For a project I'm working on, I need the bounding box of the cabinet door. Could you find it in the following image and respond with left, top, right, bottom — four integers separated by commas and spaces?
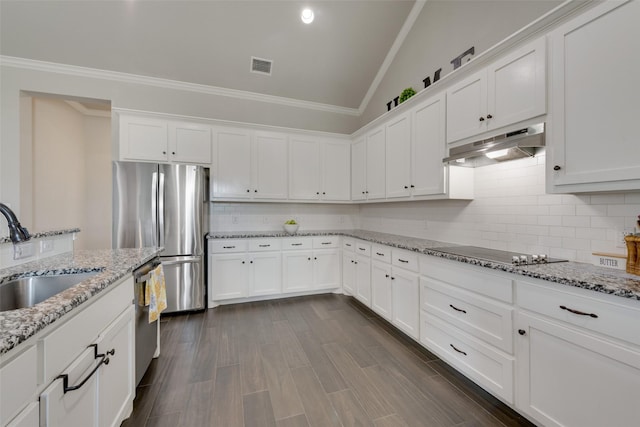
282, 251, 314, 292
391, 268, 419, 339
355, 255, 372, 307
446, 70, 487, 143
254, 132, 288, 199
313, 249, 341, 290
321, 141, 351, 201
385, 113, 412, 199
342, 253, 356, 295
6, 402, 38, 427
96, 306, 134, 427
548, 0, 640, 191
365, 127, 386, 200
351, 138, 367, 200
209, 253, 248, 301
249, 252, 282, 296
289, 138, 321, 200
486, 37, 545, 131
168, 122, 212, 164
119, 115, 168, 162
40, 346, 99, 427
411, 93, 446, 196
516, 312, 640, 427
371, 261, 392, 321
213, 127, 253, 198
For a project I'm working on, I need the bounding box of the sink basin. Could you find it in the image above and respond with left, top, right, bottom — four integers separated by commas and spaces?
0, 272, 99, 312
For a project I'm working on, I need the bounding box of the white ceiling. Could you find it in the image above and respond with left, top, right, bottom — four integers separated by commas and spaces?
0, 0, 417, 111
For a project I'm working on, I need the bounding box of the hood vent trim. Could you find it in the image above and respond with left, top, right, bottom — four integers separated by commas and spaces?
251, 57, 273, 76
443, 123, 545, 168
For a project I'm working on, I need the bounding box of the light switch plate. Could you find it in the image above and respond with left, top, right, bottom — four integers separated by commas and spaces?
14, 242, 35, 260
40, 240, 54, 253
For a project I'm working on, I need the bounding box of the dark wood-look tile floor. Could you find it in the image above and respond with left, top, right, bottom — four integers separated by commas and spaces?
122, 294, 533, 427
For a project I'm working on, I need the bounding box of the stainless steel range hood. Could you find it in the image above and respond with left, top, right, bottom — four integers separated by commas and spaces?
443, 123, 545, 167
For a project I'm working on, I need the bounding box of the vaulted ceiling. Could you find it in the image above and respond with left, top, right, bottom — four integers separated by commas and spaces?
0, 1, 417, 111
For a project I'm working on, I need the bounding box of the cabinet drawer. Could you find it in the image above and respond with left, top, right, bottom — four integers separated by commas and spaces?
343, 238, 355, 252
517, 280, 640, 347
372, 245, 391, 263
354, 241, 371, 256
209, 239, 248, 253
282, 237, 313, 250
421, 256, 513, 303
421, 278, 513, 353
420, 312, 514, 403
0, 345, 37, 426
313, 236, 340, 249
248, 238, 281, 252
392, 249, 418, 272
41, 277, 132, 385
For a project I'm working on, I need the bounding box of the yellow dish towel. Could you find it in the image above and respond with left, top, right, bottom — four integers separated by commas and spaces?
145, 264, 167, 323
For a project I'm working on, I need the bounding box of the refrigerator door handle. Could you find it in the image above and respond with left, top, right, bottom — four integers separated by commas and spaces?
151, 171, 158, 248
161, 255, 201, 266
158, 172, 165, 248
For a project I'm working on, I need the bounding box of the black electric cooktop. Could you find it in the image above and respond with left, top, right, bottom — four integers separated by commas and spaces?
431, 246, 568, 265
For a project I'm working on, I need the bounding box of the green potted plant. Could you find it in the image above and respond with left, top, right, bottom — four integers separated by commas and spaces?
283, 219, 299, 234
399, 87, 416, 103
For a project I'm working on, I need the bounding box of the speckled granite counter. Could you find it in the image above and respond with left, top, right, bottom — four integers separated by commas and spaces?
208, 229, 640, 301
0, 227, 80, 244
0, 247, 162, 355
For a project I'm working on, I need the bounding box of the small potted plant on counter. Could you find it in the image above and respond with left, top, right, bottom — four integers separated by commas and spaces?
283, 219, 299, 235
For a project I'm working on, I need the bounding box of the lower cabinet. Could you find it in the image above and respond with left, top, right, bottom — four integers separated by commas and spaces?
5, 403, 38, 427
342, 252, 356, 295
282, 249, 341, 293
371, 261, 392, 321
209, 252, 282, 301
354, 254, 371, 307
390, 267, 419, 340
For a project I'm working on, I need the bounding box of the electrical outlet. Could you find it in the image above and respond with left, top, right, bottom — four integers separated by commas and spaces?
231, 216, 239, 224
14, 242, 35, 260
41, 240, 54, 253
263, 216, 270, 224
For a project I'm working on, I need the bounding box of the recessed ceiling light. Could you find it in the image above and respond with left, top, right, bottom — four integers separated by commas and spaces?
301, 8, 314, 24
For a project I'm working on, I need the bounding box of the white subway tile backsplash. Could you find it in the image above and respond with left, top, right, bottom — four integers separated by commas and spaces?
561, 216, 590, 228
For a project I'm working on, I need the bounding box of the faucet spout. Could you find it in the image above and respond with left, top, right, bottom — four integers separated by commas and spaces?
0, 203, 31, 244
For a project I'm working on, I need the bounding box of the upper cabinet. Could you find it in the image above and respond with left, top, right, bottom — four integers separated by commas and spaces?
289, 137, 351, 201
547, 0, 640, 193
119, 114, 212, 165
351, 138, 367, 201
446, 37, 546, 144
212, 128, 288, 200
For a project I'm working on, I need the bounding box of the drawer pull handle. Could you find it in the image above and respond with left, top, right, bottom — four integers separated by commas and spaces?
258, 244, 270, 247
321, 242, 332, 245
358, 248, 366, 251
58, 344, 109, 393
376, 252, 385, 256
292, 243, 303, 246
398, 259, 409, 263
449, 304, 467, 314
345, 243, 352, 247
223, 246, 235, 249
450, 344, 467, 356
559, 305, 598, 318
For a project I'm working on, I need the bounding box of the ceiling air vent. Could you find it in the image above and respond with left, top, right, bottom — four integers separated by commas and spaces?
251, 56, 273, 76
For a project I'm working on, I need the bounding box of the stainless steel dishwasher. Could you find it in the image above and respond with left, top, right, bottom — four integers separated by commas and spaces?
133, 257, 161, 386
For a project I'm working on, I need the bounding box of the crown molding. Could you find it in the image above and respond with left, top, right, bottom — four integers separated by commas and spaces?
0, 55, 360, 117
357, 0, 426, 115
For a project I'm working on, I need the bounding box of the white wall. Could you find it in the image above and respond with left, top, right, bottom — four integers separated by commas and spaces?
210, 202, 359, 233
27, 97, 111, 250
360, 0, 562, 126
359, 154, 640, 263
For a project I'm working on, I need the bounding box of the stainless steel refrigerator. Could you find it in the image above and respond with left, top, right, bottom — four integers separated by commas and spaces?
112, 161, 208, 313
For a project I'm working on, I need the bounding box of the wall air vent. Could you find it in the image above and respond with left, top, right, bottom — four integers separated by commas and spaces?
250, 56, 273, 75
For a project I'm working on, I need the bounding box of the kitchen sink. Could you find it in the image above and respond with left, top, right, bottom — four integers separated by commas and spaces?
0, 272, 100, 312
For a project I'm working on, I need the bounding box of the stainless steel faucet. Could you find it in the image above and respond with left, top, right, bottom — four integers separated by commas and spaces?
0, 203, 31, 243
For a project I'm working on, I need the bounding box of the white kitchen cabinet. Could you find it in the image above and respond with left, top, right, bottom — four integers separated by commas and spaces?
342, 252, 356, 295
391, 267, 420, 339
213, 128, 289, 200
119, 115, 211, 164
385, 112, 412, 198
167, 121, 212, 164
547, 0, 640, 193
365, 127, 386, 200
96, 306, 135, 427
5, 402, 38, 427
446, 37, 545, 144
351, 138, 367, 201
355, 254, 372, 307
515, 311, 640, 427
314, 249, 341, 290
249, 252, 282, 297
289, 137, 350, 201
0, 346, 37, 427
371, 261, 393, 321
209, 253, 249, 300
282, 250, 315, 292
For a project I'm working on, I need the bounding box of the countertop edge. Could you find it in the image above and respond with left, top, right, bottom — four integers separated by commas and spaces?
0, 228, 80, 244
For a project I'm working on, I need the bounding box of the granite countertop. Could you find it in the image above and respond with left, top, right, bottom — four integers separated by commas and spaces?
0, 247, 162, 355
0, 227, 80, 244
208, 229, 640, 301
